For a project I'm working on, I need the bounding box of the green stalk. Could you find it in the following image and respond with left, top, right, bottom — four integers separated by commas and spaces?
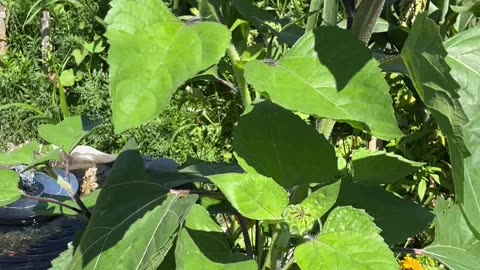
50, 56, 70, 119
227, 45, 252, 107
262, 224, 291, 270
306, 0, 324, 31
322, 0, 339, 26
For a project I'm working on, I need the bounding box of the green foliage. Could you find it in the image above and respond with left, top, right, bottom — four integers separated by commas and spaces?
0, 169, 22, 207
294, 206, 398, 270
2, 0, 480, 269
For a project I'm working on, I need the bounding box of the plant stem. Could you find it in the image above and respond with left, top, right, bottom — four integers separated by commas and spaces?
227, 45, 252, 107
306, 0, 324, 31
351, 0, 385, 44
281, 255, 296, 270
391, 247, 424, 255
22, 194, 83, 214
236, 213, 253, 257
322, 0, 339, 26
169, 189, 226, 199
256, 221, 265, 265
44, 166, 91, 218
262, 224, 291, 270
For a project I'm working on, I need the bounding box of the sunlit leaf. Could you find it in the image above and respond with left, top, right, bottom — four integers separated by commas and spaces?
244, 26, 403, 140
0, 141, 40, 166
294, 206, 398, 270
208, 173, 288, 221
105, 0, 231, 133
0, 170, 22, 207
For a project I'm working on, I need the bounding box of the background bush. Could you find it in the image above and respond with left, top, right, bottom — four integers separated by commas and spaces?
0, 0, 236, 162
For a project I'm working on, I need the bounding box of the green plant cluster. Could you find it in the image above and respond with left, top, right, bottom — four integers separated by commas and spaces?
1, 0, 480, 269
0, 0, 233, 162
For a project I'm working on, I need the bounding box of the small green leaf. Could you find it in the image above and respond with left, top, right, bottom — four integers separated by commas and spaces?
83, 40, 105, 54
234, 100, 337, 188
0, 141, 40, 166
335, 180, 435, 245
351, 149, 424, 185
301, 181, 340, 218
294, 206, 398, 270
72, 49, 87, 65
208, 173, 288, 221
59, 69, 76, 87
70, 150, 198, 269
175, 204, 257, 270
244, 27, 403, 140
38, 115, 98, 154
0, 170, 22, 207
105, 0, 231, 133
423, 198, 480, 270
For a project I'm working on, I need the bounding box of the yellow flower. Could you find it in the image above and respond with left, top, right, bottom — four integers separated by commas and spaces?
401, 255, 424, 270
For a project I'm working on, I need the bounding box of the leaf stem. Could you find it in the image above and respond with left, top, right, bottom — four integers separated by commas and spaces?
350, 0, 385, 44
44, 166, 91, 218
169, 189, 226, 199
306, 0, 324, 31
262, 224, 291, 270
227, 45, 252, 107
22, 194, 84, 216
236, 213, 254, 257
391, 247, 424, 255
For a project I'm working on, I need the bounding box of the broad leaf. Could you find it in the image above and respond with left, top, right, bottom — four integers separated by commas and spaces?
244, 26, 403, 140
351, 149, 424, 185
70, 150, 197, 269
175, 204, 257, 270
38, 116, 98, 154
294, 206, 398, 270
444, 27, 480, 234
401, 14, 470, 205
50, 242, 75, 270
0, 170, 22, 207
423, 198, 480, 270
208, 173, 288, 221
234, 100, 337, 188
283, 181, 340, 235
0, 141, 39, 166
335, 180, 435, 245
105, 0, 231, 133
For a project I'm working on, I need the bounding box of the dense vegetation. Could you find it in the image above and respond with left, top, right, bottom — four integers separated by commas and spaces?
1, 0, 479, 269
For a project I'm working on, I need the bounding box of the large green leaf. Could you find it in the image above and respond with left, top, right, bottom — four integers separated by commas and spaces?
401, 13, 470, 204
233, 100, 337, 188
244, 26, 403, 140
294, 206, 398, 270
350, 149, 424, 185
38, 116, 98, 154
208, 173, 288, 221
335, 180, 435, 245
423, 198, 480, 270
175, 204, 257, 270
0, 141, 39, 166
0, 170, 22, 207
70, 150, 197, 269
444, 27, 480, 235
105, 0, 231, 133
